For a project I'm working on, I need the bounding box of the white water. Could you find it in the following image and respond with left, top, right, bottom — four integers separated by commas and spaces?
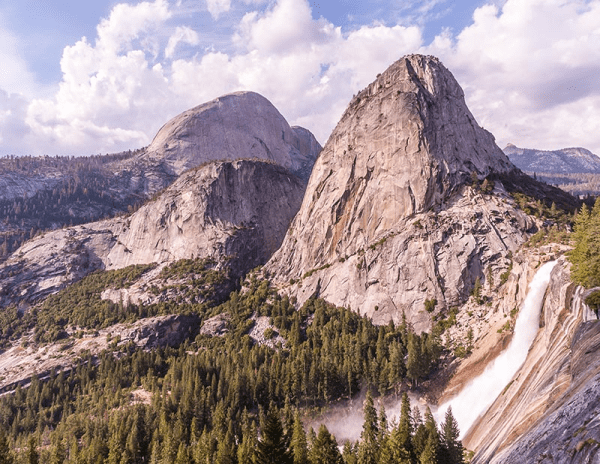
436, 260, 557, 438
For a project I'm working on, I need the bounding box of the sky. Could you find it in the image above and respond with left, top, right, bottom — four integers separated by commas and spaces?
1, 0, 600, 156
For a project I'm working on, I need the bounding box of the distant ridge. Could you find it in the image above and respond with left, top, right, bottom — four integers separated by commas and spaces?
504, 144, 600, 174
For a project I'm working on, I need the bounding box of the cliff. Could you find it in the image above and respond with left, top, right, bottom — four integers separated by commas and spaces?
266, 55, 533, 331
467, 258, 600, 463
0, 160, 305, 310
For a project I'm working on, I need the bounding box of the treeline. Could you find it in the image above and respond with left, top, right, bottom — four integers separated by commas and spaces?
569, 199, 600, 316
0, 385, 464, 464
0, 278, 454, 462
528, 171, 600, 197
569, 198, 600, 288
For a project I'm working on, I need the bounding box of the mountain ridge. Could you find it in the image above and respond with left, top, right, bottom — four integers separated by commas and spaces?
504, 143, 600, 174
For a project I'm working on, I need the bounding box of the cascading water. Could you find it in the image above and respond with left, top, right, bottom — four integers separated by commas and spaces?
436, 260, 557, 437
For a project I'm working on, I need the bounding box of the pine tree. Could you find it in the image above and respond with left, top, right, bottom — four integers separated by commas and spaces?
215, 431, 237, 464
439, 407, 463, 464
570, 203, 592, 285
238, 412, 258, 464
0, 429, 13, 464
256, 408, 292, 464
342, 441, 358, 464
423, 406, 441, 463
26, 436, 39, 464
174, 443, 191, 464
308, 424, 342, 464
406, 333, 423, 386
49, 440, 66, 464
290, 412, 308, 464
420, 434, 438, 464
357, 391, 379, 464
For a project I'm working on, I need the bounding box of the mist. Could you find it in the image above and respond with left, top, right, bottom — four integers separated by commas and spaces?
436, 260, 557, 437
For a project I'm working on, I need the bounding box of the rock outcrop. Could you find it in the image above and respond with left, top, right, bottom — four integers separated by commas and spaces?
467, 259, 600, 463
0, 160, 305, 310
119, 91, 321, 190
266, 54, 528, 331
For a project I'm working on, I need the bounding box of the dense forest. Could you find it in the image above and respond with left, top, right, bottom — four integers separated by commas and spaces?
569, 198, 600, 315
0, 269, 465, 463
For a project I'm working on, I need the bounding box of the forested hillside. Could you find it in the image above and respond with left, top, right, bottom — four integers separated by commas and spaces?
0, 152, 144, 261
0, 272, 465, 463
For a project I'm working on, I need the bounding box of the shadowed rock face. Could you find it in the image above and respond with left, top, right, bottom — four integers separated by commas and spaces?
265, 54, 523, 330
130, 91, 321, 185
0, 160, 305, 310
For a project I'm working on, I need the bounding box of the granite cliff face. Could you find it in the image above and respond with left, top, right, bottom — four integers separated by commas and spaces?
266, 55, 527, 331
0, 92, 321, 262
119, 91, 321, 191
0, 160, 305, 310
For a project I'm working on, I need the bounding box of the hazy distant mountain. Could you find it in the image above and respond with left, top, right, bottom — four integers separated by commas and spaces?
503, 143, 600, 174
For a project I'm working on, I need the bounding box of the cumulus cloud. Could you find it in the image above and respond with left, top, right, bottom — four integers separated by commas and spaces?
0, 89, 31, 153
206, 0, 232, 19
0, 18, 37, 98
18, 0, 423, 154
428, 0, 600, 153
24, 0, 174, 155
6, 0, 600, 156
166, 26, 200, 58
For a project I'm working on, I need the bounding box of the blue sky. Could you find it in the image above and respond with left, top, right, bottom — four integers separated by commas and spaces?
1, 0, 599, 156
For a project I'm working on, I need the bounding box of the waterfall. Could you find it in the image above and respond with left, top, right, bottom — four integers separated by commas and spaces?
436, 260, 557, 437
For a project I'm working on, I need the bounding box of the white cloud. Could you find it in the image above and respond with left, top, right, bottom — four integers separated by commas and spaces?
24, 0, 175, 155
166, 26, 200, 58
19, 0, 423, 153
206, 0, 232, 19
428, 0, 600, 153
7, 0, 600, 157
95, 0, 171, 54
0, 89, 31, 153
0, 17, 37, 98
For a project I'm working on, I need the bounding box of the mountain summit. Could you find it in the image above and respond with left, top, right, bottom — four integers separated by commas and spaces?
130, 91, 321, 183
266, 54, 531, 330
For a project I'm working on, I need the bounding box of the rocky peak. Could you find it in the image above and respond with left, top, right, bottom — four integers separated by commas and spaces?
134, 91, 321, 183
265, 54, 529, 330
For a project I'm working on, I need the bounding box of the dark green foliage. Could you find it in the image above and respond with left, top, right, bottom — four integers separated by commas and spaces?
491, 171, 580, 218
0, 151, 148, 262
257, 408, 292, 464
439, 407, 463, 464
0, 429, 14, 464
34, 264, 156, 343
0, 276, 443, 462
569, 200, 600, 288
309, 425, 342, 464
25, 437, 38, 464
290, 412, 308, 464
471, 277, 482, 305
499, 258, 513, 285
406, 331, 440, 385
585, 290, 600, 317
424, 298, 437, 313
357, 392, 379, 464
